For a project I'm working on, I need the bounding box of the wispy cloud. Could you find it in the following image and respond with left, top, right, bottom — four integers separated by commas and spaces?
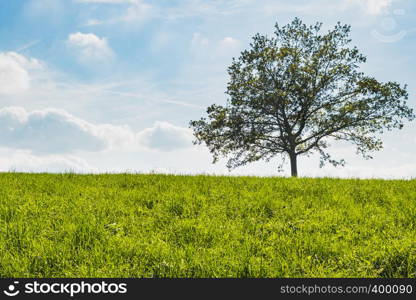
76, 0, 154, 25
137, 121, 193, 151
15, 40, 41, 53
346, 0, 393, 15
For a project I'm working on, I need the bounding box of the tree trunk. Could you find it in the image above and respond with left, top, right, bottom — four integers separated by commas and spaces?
289, 152, 298, 177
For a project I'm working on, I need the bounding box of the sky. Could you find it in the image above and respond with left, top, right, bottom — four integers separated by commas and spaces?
0, 0, 415, 178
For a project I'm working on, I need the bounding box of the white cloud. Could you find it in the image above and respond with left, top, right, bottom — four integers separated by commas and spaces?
0, 107, 122, 154
123, 0, 152, 22
0, 52, 42, 95
191, 34, 241, 58
77, 0, 153, 25
0, 107, 193, 154
217, 36, 241, 54
305, 161, 416, 179
158, 0, 255, 20
346, 0, 393, 15
67, 32, 114, 63
0, 149, 97, 173
365, 0, 392, 15
137, 121, 194, 151
75, 0, 397, 28
220, 36, 239, 46
0, 108, 412, 178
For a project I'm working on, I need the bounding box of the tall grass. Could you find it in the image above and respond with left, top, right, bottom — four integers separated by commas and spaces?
0, 173, 415, 277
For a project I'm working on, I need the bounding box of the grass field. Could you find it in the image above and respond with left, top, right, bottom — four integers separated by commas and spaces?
0, 173, 415, 278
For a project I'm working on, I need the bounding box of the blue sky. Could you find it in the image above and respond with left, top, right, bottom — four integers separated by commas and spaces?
0, 0, 415, 177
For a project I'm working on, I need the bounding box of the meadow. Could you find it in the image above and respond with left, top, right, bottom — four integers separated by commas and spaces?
0, 173, 415, 278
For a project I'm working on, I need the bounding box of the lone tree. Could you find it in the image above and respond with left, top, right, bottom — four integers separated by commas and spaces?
190, 18, 415, 177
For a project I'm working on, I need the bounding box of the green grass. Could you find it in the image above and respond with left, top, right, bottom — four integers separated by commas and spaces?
0, 173, 415, 278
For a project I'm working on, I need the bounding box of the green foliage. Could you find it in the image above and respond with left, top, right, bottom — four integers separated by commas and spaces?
190, 18, 415, 176
0, 173, 415, 278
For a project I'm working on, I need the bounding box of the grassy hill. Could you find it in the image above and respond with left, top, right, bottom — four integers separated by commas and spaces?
0, 173, 415, 278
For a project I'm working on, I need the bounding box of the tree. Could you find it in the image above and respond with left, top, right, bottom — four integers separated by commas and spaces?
190, 18, 415, 177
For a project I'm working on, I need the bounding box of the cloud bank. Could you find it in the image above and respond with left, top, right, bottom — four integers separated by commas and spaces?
0, 107, 193, 154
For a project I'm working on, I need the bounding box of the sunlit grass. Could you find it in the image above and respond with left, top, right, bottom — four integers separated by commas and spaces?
0, 173, 415, 277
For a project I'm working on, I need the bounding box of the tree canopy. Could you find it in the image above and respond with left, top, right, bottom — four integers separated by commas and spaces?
190, 18, 415, 177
